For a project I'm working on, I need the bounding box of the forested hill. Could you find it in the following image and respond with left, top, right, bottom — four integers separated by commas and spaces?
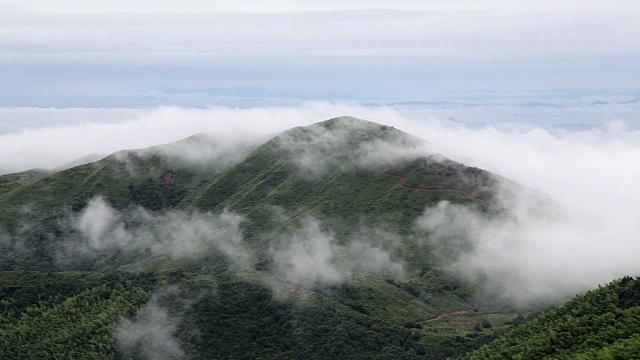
460, 276, 640, 359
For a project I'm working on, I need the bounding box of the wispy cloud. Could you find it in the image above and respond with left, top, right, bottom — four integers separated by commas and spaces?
269, 216, 404, 288
116, 287, 190, 360
0, 104, 399, 175
59, 196, 251, 267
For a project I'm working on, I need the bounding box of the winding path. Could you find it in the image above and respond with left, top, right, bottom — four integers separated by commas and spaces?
379, 168, 485, 202
381, 168, 481, 324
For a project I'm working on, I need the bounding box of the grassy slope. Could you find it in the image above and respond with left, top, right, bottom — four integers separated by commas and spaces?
181, 118, 494, 246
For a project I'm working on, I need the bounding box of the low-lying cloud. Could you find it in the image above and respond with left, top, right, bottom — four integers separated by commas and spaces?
116, 287, 190, 360
63, 196, 250, 266
270, 217, 404, 287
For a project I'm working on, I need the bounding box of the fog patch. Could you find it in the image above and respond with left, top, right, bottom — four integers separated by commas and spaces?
270, 217, 404, 288
116, 287, 191, 360
114, 131, 266, 177
74, 196, 132, 250
0, 104, 403, 176
155, 132, 263, 168
270, 218, 343, 285
355, 134, 430, 169
417, 191, 640, 305
62, 196, 250, 266
156, 210, 248, 264
277, 116, 420, 178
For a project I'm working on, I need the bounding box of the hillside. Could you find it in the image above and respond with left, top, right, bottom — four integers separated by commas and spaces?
0, 116, 559, 359
461, 276, 640, 359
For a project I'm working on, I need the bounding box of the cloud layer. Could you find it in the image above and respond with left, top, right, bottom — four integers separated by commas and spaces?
2, 3, 639, 105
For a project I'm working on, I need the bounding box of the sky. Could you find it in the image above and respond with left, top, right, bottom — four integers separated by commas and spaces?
1, 0, 639, 107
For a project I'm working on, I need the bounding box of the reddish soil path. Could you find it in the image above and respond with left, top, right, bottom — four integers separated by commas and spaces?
420, 309, 473, 323
380, 168, 485, 202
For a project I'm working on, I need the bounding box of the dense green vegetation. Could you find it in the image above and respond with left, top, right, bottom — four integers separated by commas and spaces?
0, 272, 150, 359
461, 276, 640, 359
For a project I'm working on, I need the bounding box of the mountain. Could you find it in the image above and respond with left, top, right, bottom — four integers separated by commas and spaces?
2, 116, 633, 359
622, 97, 640, 104
518, 102, 563, 109
55, 153, 107, 172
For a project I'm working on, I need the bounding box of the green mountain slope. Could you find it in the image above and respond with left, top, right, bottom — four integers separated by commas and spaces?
181, 117, 496, 249
0, 117, 539, 359
0, 133, 259, 270
460, 276, 640, 359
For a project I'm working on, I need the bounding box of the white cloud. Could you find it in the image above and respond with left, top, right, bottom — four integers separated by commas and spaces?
404, 120, 640, 304
2, 5, 638, 62
116, 288, 188, 360
12, 1, 637, 14
67, 196, 251, 265
74, 196, 132, 250
270, 217, 404, 287
2, 3, 638, 106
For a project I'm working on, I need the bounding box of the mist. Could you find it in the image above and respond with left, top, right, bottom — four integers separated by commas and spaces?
116, 287, 190, 360
61, 196, 250, 267
269, 217, 404, 288
396, 123, 639, 303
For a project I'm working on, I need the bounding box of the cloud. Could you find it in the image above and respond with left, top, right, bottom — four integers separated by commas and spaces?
270, 217, 343, 285
410, 123, 640, 304
17, 1, 634, 14
5, 4, 639, 60
63, 196, 251, 266
74, 196, 131, 250
2, 4, 639, 106
389, 116, 640, 304
275, 116, 426, 178
270, 217, 404, 287
116, 287, 190, 360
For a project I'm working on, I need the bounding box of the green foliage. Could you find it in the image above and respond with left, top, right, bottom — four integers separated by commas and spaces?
174, 279, 424, 359
461, 276, 640, 359
0, 279, 149, 359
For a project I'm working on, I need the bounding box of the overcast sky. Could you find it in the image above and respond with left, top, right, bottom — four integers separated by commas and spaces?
1, 0, 639, 106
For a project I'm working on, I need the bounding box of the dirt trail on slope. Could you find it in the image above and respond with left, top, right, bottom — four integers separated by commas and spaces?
420, 309, 473, 323
380, 168, 485, 202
